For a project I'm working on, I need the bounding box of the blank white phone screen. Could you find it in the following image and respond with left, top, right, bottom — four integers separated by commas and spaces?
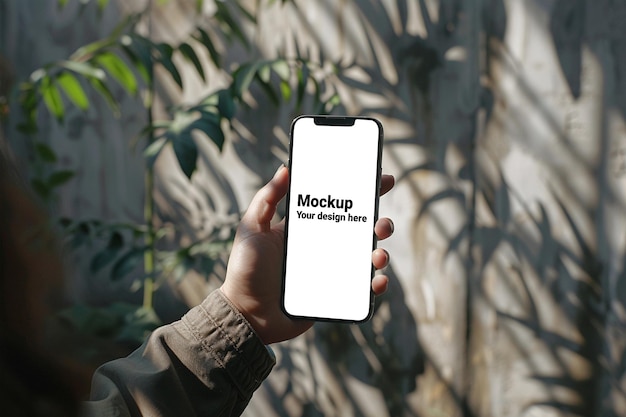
283, 117, 381, 322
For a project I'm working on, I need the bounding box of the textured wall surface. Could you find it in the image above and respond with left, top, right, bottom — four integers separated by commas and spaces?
3, 0, 626, 416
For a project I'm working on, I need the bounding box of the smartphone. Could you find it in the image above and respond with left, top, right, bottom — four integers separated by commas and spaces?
281, 115, 383, 322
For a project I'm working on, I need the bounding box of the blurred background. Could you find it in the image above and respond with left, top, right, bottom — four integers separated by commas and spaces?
2, 0, 626, 416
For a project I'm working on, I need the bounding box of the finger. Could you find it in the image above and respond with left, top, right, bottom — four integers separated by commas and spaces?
241, 165, 289, 232
374, 218, 394, 241
372, 248, 389, 270
273, 217, 286, 233
379, 174, 395, 196
372, 275, 389, 296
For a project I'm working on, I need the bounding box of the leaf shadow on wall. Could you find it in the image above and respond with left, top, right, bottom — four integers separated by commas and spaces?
265, 264, 424, 417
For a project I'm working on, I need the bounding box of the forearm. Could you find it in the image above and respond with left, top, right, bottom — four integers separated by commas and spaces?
81, 290, 275, 417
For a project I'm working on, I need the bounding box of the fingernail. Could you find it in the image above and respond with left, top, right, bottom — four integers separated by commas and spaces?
389, 219, 394, 233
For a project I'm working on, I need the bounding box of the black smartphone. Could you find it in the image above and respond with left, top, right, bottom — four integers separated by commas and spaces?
281, 115, 383, 322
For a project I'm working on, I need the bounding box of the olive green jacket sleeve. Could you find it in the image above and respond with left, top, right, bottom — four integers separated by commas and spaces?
81, 290, 276, 417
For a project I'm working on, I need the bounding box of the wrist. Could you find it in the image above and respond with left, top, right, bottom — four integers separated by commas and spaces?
219, 286, 269, 344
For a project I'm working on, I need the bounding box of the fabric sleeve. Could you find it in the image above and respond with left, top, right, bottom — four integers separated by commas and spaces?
80, 289, 276, 417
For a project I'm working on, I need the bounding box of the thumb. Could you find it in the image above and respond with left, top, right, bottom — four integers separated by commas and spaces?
241, 165, 289, 232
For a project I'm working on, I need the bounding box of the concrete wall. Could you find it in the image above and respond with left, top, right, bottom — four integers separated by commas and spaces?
3, 0, 626, 416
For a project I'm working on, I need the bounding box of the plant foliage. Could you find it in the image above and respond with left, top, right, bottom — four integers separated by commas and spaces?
10, 0, 341, 347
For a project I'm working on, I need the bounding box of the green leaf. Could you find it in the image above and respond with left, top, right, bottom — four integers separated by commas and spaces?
17, 87, 38, 133
91, 231, 124, 273
137, 121, 169, 139
94, 52, 138, 95
59, 60, 106, 80
198, 255, 216, 278
115, 305, 160, 344
120, 45, 149, 84
97, 0, 110, 11
217, 89, 236, 120
192, 115, 224, 151
72, 38, 117, 61
58, 0, 69, 9
91, 250, 116, 274
31, 178, 51, 200
258, 78, 280, 106
169, 110, 196, 134
48, 170, 75, 188
110, 232, 125, 250
232, 63, 258, 98
143, 136, 168, 161
16, 121, 38, 135
30, 68, 46, 83
171, 251, 194, 282
111, 247, 145, 281
56, 72, 90, 110
69, 221, 93, 249
41, 75, 65, 122
57, 304, 120, 337
171, 130, 198, 179
194, 28, 221, 68
172, 262, 189, 282
196, 93, 219, 110
155, 43, 183, 88
179, 42, 205, 82
271, 59, 290, 81
280, 80, 291, 101
89, 77, 120, 116
19, 84, 38, 110
121, 35, 154, 84
35, 142, 57, 163
258, 63, 271, 83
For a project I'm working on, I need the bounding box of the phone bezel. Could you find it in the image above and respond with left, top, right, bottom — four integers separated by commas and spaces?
280, 115, 384, 323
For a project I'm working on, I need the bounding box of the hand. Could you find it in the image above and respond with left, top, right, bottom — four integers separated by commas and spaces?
221, 165, 395, 344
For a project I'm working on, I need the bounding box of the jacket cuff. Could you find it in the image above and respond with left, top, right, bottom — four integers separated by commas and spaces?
180, 289, 276, 395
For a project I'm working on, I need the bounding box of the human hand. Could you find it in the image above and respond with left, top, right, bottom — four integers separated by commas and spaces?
220, 165, 395, 344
